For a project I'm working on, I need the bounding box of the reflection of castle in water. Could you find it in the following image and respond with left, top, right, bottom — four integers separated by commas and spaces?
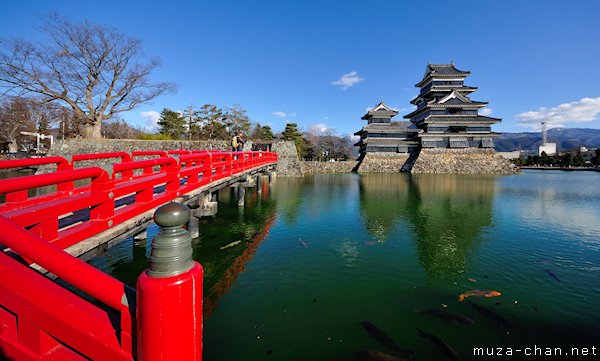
359, 174, 416, 241
359, 174, 495, 278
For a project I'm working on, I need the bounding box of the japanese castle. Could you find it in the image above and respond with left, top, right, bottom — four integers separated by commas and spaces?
355, 63, 501, 154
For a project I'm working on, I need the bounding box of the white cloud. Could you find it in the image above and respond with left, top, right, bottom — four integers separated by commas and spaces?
273, 111, 296, 118
323, 116, 329, 120
480, 108, 493, 116
331, 71, 364, 90
140, 110, 161, 132
517, 97, 600, 129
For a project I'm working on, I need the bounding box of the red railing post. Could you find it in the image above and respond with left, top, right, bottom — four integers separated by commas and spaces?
137, 202, 203, 361
90, 169, 113, 222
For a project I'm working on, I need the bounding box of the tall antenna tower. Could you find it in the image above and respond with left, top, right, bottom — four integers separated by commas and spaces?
541, 122, 547, 146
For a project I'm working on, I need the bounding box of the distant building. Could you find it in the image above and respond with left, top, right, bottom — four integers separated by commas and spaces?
561, 147, 597, 162
538, 123, 557, 156
404, 64, 501, 148
354, 102, 419, 155
538, 143, 557, 156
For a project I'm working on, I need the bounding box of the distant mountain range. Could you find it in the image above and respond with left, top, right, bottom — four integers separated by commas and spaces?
494, 128, 600, 152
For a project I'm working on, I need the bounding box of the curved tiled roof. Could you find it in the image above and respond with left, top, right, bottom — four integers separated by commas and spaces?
416, 63, 471, 87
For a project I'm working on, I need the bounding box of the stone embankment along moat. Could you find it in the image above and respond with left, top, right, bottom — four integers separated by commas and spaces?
410, 148, 519, 175
42, 139, 518, 175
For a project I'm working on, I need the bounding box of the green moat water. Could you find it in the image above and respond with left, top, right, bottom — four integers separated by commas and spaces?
88, 170, 600, 360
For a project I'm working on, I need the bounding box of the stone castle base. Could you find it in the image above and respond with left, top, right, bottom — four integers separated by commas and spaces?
300, 161, 355, 174
411, 148, 519, 175
355, 153, 410, 173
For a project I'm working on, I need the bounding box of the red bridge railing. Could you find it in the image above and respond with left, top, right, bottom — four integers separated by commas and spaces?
0, 149, 277, 361
0, 150, 277, 251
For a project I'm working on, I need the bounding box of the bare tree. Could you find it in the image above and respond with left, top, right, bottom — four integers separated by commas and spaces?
223, 104, 250, 137
102, 116, 142, 139
0, 14, 175, 139
0, 97, 36, 152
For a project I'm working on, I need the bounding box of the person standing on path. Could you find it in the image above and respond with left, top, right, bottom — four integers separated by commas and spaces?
232, 132, 245, 151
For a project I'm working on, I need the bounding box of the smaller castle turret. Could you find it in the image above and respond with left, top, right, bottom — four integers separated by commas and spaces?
354, 102, 419, 155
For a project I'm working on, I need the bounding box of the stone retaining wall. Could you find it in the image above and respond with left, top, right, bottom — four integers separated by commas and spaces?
355, 153, 410, 173
270, 141, 303, 177
41, 140, 518, 176
42, 139, 304, 176
411, 148, 519, 174
300, 161, 354, 174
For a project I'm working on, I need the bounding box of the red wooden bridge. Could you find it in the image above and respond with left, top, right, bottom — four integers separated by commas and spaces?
0, 149, 278, 361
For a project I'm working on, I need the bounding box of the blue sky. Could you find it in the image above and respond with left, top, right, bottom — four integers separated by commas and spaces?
2, 0, 600, 136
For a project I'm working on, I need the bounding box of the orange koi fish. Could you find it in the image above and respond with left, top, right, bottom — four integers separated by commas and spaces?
458, 290, 501, 302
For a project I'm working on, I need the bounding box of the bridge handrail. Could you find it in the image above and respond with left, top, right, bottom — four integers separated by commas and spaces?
0, 215, 134, 356
0, 150, 277, 249
209, 151, 233, 180
0, 216, 132, 311
112, 157, 178, 177
0, 167, 108, 205
132, 150, 168, 158
0, 156, 71, 171
72, 152, 133, 164
178, 153, 213, 190
168, 149, 191, 155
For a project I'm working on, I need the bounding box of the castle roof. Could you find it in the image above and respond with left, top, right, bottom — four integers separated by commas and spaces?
361, 101, 399, 120
416, 63, 471, 87
354, 121, 419, 135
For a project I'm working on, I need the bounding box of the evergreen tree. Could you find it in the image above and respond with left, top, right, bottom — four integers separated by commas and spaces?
249, 123, 274, 140
573, 149, 585, 166
157, 108, 185, 140
261, 125, 274, 140
540, 151, 549, 165
561, 153, 573, 167
282, 123, 303, 157
593, 149, 600, 166
197, 104, 224, 139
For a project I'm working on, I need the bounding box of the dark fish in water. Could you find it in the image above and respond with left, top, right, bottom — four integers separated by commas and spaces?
467, 300, 510, 328
416, 309, 475, 325
359, 320, 412, 358
415, 328, 459, 361
355, 349, 409, 361
545, 269, 560, 282
360, 320, 400, 352
298, 238, 308, 248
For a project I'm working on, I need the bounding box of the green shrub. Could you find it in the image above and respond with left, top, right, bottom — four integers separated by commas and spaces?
139, 133, 172, 140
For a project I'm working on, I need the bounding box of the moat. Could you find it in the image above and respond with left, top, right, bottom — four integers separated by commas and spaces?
88, 170, 600, 361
